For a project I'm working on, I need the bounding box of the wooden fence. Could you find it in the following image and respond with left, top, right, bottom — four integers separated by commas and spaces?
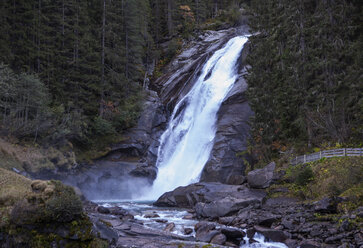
290, 148, 363, 165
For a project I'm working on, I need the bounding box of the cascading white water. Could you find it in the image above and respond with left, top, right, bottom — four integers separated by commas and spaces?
144, 36, 248, 199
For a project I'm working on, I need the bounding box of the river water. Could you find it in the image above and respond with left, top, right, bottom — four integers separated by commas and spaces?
98, 201, 287, 248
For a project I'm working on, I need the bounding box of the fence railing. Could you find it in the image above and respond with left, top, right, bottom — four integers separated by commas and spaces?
290, 148, 363, 165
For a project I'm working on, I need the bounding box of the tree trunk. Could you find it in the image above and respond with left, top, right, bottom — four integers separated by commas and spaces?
167, 0, 173, 36
100, 0, 106, 117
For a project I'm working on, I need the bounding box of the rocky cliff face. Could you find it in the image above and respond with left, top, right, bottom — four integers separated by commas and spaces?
59, 26, 252, 199
154, 28, 239, 110
155, 26, 252, 184
200, 57, 252, 184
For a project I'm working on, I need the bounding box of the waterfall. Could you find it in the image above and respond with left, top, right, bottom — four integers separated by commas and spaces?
144, 36, 248, 199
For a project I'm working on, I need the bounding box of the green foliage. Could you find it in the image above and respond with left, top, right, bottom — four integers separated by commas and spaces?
44, 180, 83, 223
0, 0, 151, 146
309, 157, 363, 199
246, 0, 363, 160
294, 166, 314, 186
0, 171, 103, 247
92, 117, 116, 136
0, 64, 51, 138
279, 157, 363, 206
10, 180, 83, 224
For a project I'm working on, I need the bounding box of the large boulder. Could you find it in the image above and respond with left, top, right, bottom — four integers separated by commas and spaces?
195, 222, 219, 243
195, 194, 263, 218
155, 28, 240, 109
252, 225, 289, 243
247, 162, 276, 189
313, 197, 342, 214
154, 182, 266, 218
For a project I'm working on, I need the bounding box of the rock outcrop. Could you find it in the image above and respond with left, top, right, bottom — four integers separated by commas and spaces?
200, 73, 252, 184
154, 26, 252, 185
155, 28, 242, 110
200, 31, 252, 184
247, 162, 276, 189
154, 182, 266, 218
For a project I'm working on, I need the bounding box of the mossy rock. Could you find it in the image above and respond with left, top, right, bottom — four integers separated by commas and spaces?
0, 171, 107, 247
11, 180, 83, 225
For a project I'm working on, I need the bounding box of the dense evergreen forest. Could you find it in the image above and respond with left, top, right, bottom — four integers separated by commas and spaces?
246, 0, 362, 160
0, 0, 241, 148
0, 0, 361, 158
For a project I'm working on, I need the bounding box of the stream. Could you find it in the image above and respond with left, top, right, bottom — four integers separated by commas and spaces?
96, 201, 288, 248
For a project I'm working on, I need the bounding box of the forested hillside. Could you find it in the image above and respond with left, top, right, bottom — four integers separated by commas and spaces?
246, 0, 362, 161
0, 0, 241, 148
1, 0, 361, 160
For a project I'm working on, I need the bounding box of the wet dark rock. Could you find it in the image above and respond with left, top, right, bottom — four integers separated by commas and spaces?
200, 76, 252, 184
155, 28, 239, 108
285, 239, 299, 247
91, 218, 118, 244
195, 222, 219, 242
164, 222, 175, 232
310, 227, 323, 237
354, 206, 363, 218
354, 232, 363, 245
211, 233, 227, 245
155, 219, 168, 223
339, 219, 352, 231
313, 197, 341, 214
109, 206, 128, 216
299, 239, 321, 248
155, 182, 265, 217
253, 225, 288, 243
281, 218, 295, 230
97, 206, 110, 214
337, 243, 355, 248
121, 214, 134, 221
247, 162, 276, 189
194, 222, 216, 232
218, 216, 235, 225
117, 223, 131, 230
195, 194, 263, 218
257, 214, 280, 228
220, 227, 245, 239
196, 230, 220, 243
246, 228, 255, 239
325, 233, 346, 243
225, 241, 239, 247
144, 213, 160, 218
182, 214, 194, 220
184, 228, 193, 235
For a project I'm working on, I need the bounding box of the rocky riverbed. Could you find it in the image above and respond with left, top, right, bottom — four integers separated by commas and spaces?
78, 161, 362, 247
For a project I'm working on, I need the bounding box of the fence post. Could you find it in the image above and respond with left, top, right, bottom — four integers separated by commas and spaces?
304, 155, 306, 163
343, 148, 346, 156
320, 151, 322, 159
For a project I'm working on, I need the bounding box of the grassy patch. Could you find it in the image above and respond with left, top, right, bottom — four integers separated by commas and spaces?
272, 157, 363, 213
0, 138, 78, 173
0, 170, 106, 247
0, 168, 31, 206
